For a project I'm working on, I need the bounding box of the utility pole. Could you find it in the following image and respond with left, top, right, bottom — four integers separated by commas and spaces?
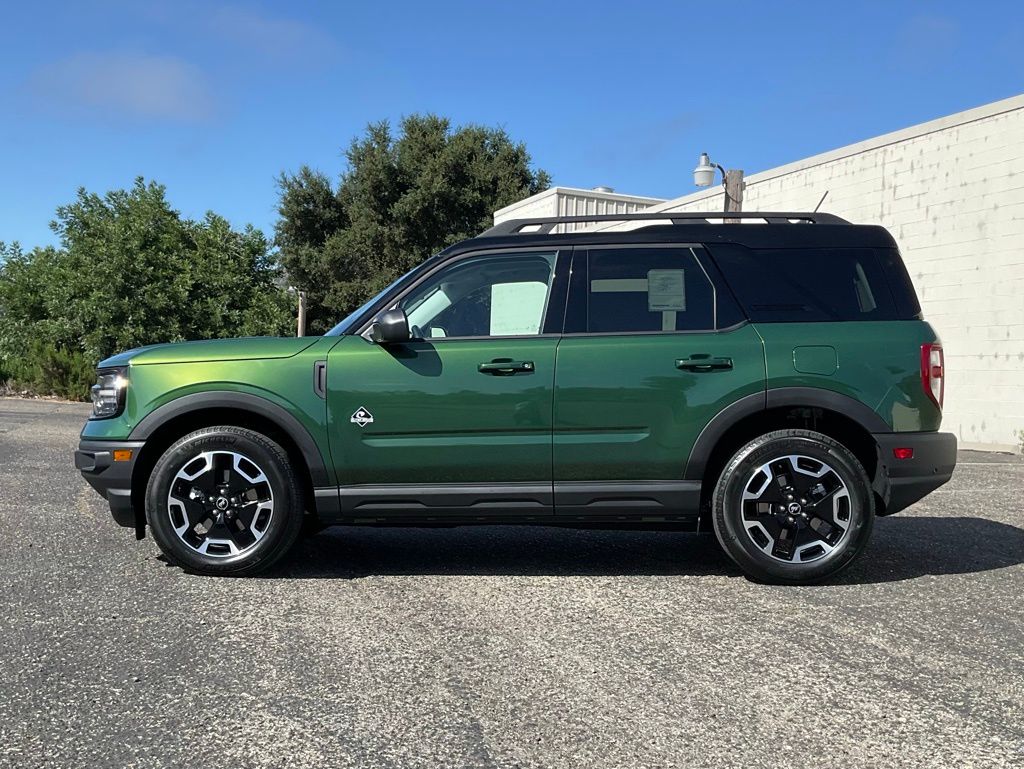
296, 290, 307, 337
723, 169, 744, 216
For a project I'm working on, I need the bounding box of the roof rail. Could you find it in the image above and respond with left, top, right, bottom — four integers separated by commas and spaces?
480, 211, 849, 237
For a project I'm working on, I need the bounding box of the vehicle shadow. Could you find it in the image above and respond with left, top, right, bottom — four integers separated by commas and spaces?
263, 515, 1024, 584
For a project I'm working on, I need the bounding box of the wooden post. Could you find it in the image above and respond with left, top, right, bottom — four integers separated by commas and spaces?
724, 169, 744, 222
296, 291, 307, 337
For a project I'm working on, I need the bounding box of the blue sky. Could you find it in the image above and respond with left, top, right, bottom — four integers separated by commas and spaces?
2, 0, 1022, 249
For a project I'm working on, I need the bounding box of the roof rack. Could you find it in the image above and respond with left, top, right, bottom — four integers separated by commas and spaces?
480, 211, 849, 237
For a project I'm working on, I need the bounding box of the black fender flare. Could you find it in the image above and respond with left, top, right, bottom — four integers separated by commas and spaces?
684, 387, 891, 481
129, 391, 333, 487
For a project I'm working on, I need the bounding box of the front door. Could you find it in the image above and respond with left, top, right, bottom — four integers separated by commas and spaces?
327, 249, 567, 518
552, 244, 765, 519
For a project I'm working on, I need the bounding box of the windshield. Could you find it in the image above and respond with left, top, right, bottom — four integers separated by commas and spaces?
324, 263, 426, 336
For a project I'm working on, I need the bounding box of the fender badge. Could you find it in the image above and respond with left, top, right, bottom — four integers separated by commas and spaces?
350, 407, 374, 428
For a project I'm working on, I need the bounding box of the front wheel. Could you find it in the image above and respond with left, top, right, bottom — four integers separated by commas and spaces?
712, 429, 874, 584
145, 426, 305, 576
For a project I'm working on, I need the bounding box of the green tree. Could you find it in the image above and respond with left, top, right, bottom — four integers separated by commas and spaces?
0, 179, 292, 398
276, 114, 550, 333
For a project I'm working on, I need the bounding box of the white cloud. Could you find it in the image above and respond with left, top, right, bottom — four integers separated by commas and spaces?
29, 51, 214, 122
206, 5, 339, 67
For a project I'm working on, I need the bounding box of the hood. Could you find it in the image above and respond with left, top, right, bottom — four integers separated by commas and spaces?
98, 337, 321, 367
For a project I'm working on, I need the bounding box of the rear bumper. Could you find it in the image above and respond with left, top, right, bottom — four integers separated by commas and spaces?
75, 439, 145, 529
872, 431, 957, 515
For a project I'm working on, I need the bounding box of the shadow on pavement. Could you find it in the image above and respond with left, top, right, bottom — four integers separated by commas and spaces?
261, 515, 1024, 584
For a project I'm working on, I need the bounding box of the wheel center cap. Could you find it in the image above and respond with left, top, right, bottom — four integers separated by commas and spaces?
215, 497, 229, 511
787, 502, 803, 515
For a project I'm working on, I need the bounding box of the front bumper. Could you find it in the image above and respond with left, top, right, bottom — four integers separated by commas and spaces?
75, 439, 145, 530
872, 431, 957, 515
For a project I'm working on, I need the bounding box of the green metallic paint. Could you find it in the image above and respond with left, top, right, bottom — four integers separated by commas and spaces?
78, 312, 942, 517
98, 336, 320, 368
326, 334, 557, 486
81, 338, 338, 476
756, 320, 942, 431
793, 346, 837, 376
553, 324, 767, 482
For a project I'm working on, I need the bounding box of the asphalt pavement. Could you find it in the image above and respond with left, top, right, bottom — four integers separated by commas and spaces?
1, 397, 1022, 769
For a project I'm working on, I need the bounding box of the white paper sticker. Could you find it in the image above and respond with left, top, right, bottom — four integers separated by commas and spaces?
647, 269, 686, 312
490, 281, 548, 336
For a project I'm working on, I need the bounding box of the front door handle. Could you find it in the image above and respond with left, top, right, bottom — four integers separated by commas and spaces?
676, 355, 733, 372
478, 359, 535, 376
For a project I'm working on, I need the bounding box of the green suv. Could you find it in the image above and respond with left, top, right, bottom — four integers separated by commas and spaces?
75, 211, 957, 583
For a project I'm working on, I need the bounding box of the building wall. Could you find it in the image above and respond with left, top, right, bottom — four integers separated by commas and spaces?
498, 95, 1024, 451
494, 187, 665, 232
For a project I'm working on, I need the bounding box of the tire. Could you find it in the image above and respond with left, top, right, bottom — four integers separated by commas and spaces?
145, 426, 304, 576
712, 429, 874, 584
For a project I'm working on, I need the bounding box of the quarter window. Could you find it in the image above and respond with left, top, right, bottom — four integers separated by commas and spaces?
397, 252, 557, 338
583, 247, 716, 333
711, 246, 899, 322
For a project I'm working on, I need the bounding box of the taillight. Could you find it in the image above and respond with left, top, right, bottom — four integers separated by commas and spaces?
921, 343, 944, 409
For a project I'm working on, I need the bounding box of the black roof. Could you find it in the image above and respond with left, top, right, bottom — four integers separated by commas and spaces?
442, 212, 898, 258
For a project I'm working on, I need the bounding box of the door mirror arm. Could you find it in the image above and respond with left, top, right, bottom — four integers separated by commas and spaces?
369, 308, 412, 344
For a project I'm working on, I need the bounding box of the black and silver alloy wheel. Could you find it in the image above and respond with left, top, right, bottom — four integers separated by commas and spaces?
167, 450, 275, 558
146, 426, 304, 576
740, 454, 851, 564
712, 429, 874, 584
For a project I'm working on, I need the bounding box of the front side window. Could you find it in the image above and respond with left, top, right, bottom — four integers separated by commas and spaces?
582, 247, 716, 333
397, 252, 557, 339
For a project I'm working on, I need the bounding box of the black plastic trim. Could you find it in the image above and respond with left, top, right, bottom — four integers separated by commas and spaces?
553, 480, 701, 518
129, 392, 333, 487
75, 439, 145, 528
313, 360, 327, 399
872, 431, 957, 515
330, 482, 553, 520
684, 387, 892, 481
482, 211, 849, 236
684, 391, 766, 481
765, 387, 891, 432
316, 480, 705, 523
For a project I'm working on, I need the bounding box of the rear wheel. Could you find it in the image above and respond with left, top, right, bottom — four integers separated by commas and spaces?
145, 426, 304, 576
712, 429, 874, 584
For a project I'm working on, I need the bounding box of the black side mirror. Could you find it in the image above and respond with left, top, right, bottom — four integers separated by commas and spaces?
369, 308, 411, 344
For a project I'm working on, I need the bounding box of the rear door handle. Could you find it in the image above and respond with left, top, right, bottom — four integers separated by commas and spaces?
478, 359, 535, 375
676, 355, 733, 372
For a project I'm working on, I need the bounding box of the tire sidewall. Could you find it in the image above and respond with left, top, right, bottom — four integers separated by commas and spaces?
713, 431, 875, 584
145, 427, 302, 575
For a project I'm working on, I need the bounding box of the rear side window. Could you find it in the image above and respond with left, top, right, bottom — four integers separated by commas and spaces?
577, 247, 716, 333
876, 247, 922, 319
709, 245, 905, 322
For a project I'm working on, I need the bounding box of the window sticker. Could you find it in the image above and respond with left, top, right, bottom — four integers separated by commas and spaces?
647, 269, 686, 312
490, 281, 548, 336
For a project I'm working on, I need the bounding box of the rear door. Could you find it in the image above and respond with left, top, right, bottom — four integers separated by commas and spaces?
326, 248, 569, 517
552, 244, 765, 519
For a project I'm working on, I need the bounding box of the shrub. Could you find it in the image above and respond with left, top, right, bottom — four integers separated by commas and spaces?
1, 340, 95, 400
0, 180, 293, 398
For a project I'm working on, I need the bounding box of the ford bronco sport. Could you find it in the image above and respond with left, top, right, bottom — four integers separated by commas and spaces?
75, 211, 957, 583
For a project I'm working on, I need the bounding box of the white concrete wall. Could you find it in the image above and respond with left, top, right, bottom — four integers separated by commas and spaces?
499, 95, 1024, 451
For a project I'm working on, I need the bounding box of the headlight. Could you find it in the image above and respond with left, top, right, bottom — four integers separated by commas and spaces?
90, 367, 128, 419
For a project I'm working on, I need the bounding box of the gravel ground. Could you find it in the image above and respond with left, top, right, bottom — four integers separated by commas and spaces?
1, 397, 1022, 769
